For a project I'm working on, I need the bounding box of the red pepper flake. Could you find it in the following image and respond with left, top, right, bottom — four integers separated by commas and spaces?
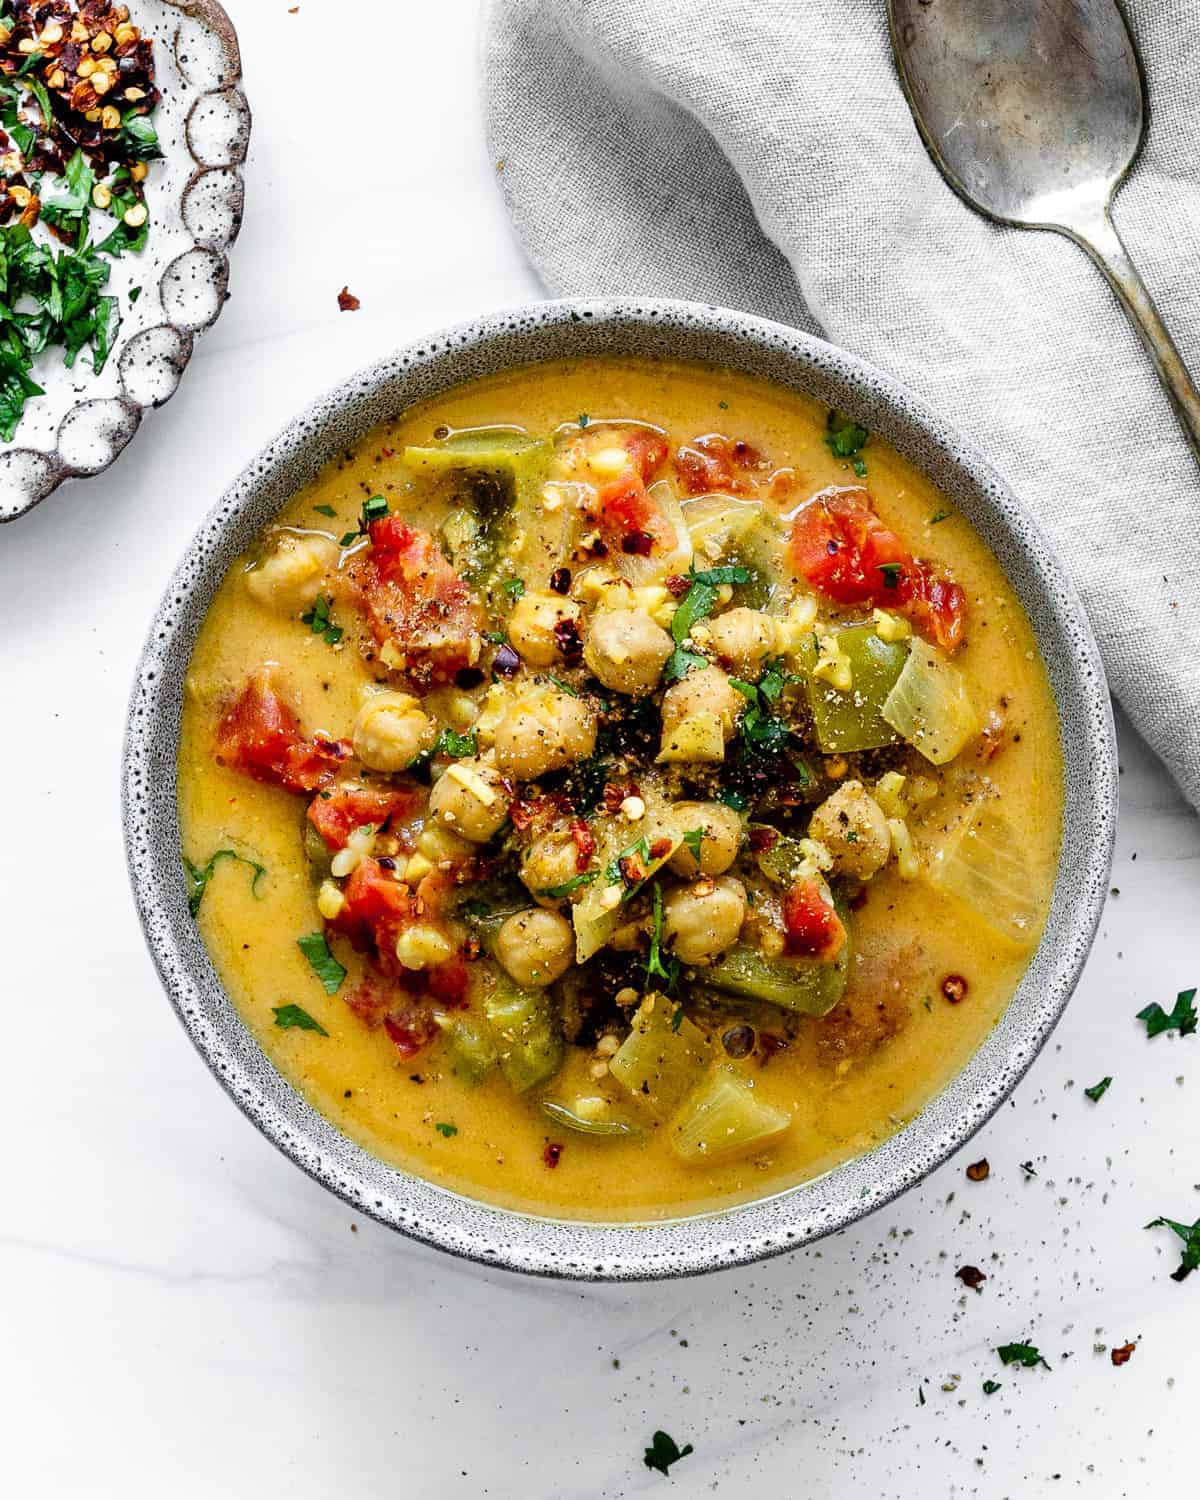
553, 616, 584, 665
1110, 1341, 1137, 1367
549, 567, 572, 595
619, 850, 650, 885
665, 574, 693, 598
621, 530, 654, 556
956, 1265, 986, 1292
965, 1158, 990, 1182
942, 973, 969, 1004
649, 837, 672, 861
747, 826, 778, 853
543, 1142, 563, 1168
570, 819, 597, 871
337, 286, 361, 312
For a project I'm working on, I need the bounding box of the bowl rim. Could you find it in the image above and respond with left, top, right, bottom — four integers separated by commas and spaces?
122, 296, 1117, 1281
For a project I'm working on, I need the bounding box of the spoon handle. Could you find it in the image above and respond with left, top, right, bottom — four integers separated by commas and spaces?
1066, 207, 1200, 461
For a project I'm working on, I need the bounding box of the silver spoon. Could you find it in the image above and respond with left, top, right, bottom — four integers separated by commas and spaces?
888, 0, 1200, 459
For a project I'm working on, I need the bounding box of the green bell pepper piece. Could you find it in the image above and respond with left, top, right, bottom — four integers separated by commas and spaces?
797, 623, 909, 753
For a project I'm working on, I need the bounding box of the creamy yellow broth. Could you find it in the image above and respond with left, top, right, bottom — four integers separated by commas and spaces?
178, 357, 1062, 1221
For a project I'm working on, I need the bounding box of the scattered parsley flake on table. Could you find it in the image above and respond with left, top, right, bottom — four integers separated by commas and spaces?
643, 1430, 693, 1477
1145, 1213, 1200, 1282
1137, 987, 1197, 1038
996, 1341, 1050, 1369
1084, 1075, 1113, 1102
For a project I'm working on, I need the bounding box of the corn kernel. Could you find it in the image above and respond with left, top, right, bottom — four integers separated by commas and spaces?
446, 762, 495, 806
91, 182, 113, 209
888, 818, 920, 880
129, 161, 148, 183
39, 20, 64, 44
76, 55, 96, 76
316, 881, 345, 920
100, 105, 121, 131
873, 607, 912, 643
395, 926, 455, 971
91, 30, 112, 52
122, 202, 147, 228
92, 71, 111, 95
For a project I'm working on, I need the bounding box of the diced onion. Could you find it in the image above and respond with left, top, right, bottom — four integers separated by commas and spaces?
925, 807, 1043, 946
882, 642, 979, 765
667, 1069, 791, 1163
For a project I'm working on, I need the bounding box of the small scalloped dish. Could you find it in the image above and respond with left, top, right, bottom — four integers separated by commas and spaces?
0, 0, 248, 521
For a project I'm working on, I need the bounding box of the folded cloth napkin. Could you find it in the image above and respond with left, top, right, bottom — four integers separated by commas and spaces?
483, 0, 1200, 812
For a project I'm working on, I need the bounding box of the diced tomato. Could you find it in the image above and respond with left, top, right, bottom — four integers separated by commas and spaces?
788, 488, 966, 649
782, 879, 847, 961
307, 783, 422, 851
329, 856, 416, 955
383, 1004, 440, 1059
216, 671, 351, 793
674, 433, 762, 495
621, 427, 669, 482
348, 519, 485, 689
595, 469, 677, 557
344, 971, 439, 1058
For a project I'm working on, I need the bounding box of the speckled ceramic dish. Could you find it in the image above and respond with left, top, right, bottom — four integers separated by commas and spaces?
0, 0, 249, 522
122, 299, 1117, 1280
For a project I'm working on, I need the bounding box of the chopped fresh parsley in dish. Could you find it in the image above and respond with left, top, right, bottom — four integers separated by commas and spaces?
178, 358, 1063, 1219
0, 1, 159, 438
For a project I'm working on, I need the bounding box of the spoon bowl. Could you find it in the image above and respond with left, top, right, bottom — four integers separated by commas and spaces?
890, 0, 1200, 459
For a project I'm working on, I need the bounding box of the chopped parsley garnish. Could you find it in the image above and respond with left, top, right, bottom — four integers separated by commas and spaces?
578, 413, 589, 427
825, 408, 869, 476
1145, 1213, 1200, 1282
606, 834, 653, 896
548, 674, 579, 697
503, 578, 526, 599
362, 494, 389, 523
314, 504, 336, 517
272, 1004, 329, 1036
434, 727, 477, 758
434, 1122, 459, 1138
1083, 1075, 1113, 1102
682, 828, 705, 864
662, 563, 753, 683
461, 898, 491, 918
536, 871, 598, 899
930, 509, 951, 524
643, 1430, 693, 1477
982, 1380, 1002, 1396
1137, 987, 1197, 1038
729, 676, 790, 756
996, 1341, 1049, 1370
183, 849, 266, 917
484, 630, 508, 644
717, 787, 749, 811
297, 931, 347, 995
301, 594, 343, 646
878, 562, 903, 589
646, 883, 680, 991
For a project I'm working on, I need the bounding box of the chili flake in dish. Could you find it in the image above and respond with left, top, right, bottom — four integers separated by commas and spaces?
178, 357, 1063, 1221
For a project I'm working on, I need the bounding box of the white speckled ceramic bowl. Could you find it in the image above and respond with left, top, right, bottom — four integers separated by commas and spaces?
123, 299, 1117, 1280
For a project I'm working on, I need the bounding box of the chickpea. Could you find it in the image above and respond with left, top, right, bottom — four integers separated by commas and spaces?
521, 826, 587, 908
808, 780, 891, 880
245, 533, 338, 612
507, 590, 582, 667
427, 757, 511, 843
667, 801, 743, 878
493, 689, 597, 780
660, 664, 744, 739
705, 607, 777, 680
352, 692, 436, 772
494, 908, 574, 987
663, 876, 748, 967
583, 609, 673, 697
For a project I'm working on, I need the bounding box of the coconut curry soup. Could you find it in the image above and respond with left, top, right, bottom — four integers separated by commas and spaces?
178, 358, 1062, 1222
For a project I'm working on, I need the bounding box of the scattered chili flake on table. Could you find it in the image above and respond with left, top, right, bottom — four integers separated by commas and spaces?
966, 1158, 990, 1182
337, 285, 360, 312
956, 1264, 986, 1292
1110, 1341, 1137, 1367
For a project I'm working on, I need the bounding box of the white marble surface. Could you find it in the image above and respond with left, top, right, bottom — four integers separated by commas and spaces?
2, 4, 1199, 1495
